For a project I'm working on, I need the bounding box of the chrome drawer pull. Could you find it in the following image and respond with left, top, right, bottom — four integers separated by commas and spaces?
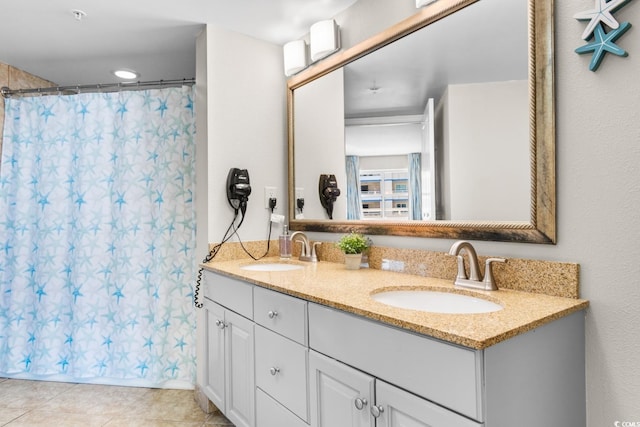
371, 405, 384, 418
267, 310, 278, 319
354, 398, 368, 410
269, 367, 280, 376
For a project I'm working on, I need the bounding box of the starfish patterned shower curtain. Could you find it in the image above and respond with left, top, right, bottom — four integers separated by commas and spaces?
0, 86, 197, 388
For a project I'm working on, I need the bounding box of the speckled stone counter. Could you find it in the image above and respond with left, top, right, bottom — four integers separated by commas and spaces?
202, 257, 588, 350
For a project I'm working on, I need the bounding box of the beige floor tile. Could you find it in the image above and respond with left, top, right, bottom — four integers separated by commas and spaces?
3, 410, 112, 426
0, 379, 230, 426
127, 389, 208, 423
102, 418, 203, 427
0, 407, 27, 424
204, 413, 235, 426
0, 379, 74, 410
38, 383, 151, 416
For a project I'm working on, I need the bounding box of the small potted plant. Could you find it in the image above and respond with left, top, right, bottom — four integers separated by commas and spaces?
336, 232, 370, 270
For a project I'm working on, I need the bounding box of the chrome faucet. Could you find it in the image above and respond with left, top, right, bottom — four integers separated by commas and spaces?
448, 240, 506, 291
290, 231, 318, 262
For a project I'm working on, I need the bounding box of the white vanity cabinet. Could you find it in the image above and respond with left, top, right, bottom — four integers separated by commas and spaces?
200, 270, 585, 427
202, 271, 255, 427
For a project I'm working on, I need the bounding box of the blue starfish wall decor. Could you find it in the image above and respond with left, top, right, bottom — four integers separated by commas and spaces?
575, 21, 632, 71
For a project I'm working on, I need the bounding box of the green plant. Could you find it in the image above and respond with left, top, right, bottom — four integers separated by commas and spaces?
336, 232, 370, 254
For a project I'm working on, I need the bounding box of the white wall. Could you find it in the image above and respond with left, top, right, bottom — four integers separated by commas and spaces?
205, 26, 287, 241
345, 122, 422, 156
444, 80, 529, 221
294, 68, 346, 220
322, 1, 640, 425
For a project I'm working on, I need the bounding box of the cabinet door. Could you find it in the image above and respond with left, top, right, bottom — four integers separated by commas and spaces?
203, 298, 226, 412
225, 309, 256, 427
309, 350, 374, 427
375, 381, 482, 427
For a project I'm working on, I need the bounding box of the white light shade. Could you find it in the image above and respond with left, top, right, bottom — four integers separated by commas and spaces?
310, 19, 340, 62
416, 0, 438, 7
283, 40, 308, 77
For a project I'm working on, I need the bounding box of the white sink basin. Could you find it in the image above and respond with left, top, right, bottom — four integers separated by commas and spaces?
240, 263, 304, 272
371, 289, 503, 314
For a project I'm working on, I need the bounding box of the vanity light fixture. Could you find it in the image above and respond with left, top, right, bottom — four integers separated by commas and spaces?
310, 19, 340, 62
113, 69, 140, 80
416, 0, 438, 7
283, 40, 308, 77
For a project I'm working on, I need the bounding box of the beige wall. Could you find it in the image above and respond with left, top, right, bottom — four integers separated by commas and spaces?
0, 62, 55, 166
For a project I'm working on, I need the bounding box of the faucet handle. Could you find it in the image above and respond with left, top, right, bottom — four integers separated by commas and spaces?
311, 242, 321, 262
483, 258, 506, 290
296, 240, 307, 257
454, 255, 468, 280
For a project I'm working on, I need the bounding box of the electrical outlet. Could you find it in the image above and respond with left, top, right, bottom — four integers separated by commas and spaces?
264, 186, 277, 209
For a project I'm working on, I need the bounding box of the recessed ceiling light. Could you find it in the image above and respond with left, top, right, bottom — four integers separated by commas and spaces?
113, 69, 139, 80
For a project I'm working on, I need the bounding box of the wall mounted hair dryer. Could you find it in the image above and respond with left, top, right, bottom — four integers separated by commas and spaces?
226, 168, 251, 216
319, 174, 341, 219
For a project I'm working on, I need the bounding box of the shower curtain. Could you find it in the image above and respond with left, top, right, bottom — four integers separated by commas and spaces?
346, 155, 362, 220
408, 153, 422, 221
0, 86, 196, 388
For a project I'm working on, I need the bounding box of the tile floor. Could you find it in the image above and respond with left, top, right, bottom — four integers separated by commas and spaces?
0, 378, 234, 426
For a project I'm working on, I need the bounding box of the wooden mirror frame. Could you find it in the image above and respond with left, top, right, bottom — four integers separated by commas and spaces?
287, 0, 555, 244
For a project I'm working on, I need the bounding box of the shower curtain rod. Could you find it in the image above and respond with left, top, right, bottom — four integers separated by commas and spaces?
1, 78, 195, 98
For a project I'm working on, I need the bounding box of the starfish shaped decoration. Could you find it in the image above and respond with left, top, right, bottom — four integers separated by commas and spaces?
574, 0, 633, 40
575, 21, 632, 71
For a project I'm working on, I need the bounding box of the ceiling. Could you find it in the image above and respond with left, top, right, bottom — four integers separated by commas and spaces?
0, 0, 358, 87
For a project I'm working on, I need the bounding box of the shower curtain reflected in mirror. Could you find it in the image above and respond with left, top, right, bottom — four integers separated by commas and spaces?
346, 155, 361, 220
408, 153, 422, 221
0, 87, 197, 388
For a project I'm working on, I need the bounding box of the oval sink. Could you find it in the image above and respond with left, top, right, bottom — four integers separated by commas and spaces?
240, 263, 304, 272
371, 290, 503, 314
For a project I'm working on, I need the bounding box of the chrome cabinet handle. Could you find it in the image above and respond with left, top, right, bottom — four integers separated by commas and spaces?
354, 398, 368, 410
267, 310, 278, 319
215, 319, 226, 329
371, 405, 384, 418
269, 367, 280, 376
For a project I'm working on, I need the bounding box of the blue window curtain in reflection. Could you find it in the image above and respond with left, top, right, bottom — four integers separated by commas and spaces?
408, 153, 422, 220
346, 155, 362, 220
0, 87, 196, 388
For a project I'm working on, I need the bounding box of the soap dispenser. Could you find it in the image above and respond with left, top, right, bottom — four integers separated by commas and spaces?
279, 224, 291, 259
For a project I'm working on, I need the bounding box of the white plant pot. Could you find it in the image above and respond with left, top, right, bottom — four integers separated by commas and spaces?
344, 253, 363, 270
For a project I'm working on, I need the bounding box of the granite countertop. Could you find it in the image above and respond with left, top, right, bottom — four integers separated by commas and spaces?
202, 257, 589, 350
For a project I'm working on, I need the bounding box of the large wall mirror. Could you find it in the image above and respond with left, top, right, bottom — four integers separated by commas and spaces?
287, 0, 555, 243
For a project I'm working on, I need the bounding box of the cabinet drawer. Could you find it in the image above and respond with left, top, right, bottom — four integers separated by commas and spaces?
255, 325, 309, 422
256, 388, 308, 427
308, 303, 482, 421
204, 270, 253, 319
254, 286, 308, 345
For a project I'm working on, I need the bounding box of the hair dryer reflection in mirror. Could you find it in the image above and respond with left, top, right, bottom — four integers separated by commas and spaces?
319, 174, 341, 219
